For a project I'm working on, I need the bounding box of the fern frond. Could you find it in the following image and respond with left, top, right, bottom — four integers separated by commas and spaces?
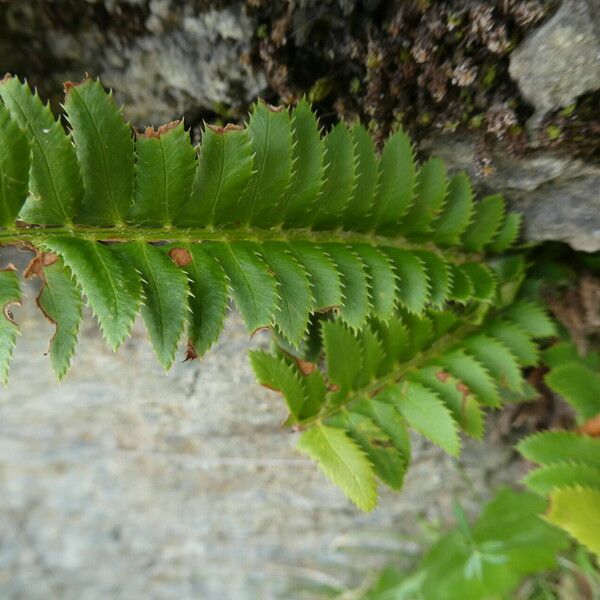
0, 75, 523, 381
251, 297, 552, 510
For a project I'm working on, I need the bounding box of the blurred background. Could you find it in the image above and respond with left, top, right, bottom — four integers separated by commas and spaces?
0, 0, 599, 598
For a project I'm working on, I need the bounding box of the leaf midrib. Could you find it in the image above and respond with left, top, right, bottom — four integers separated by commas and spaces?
0, 224, 469, 260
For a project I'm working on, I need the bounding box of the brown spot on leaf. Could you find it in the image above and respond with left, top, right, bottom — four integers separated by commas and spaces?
315, 305, 340, 315
143, 120, 181, 138
435, 370, 450, 382
207, 123, 244, 135
1, 266, 21, 325
579, 414, 600, 437
1, 73, 13, 84
456, 381, 471, 398
258, 98, 285, 112
24, 252, 57, 279
295, 359, 316, 375
63, 73, 91, 96
184, 343, 198, 362
371, 438, 394, 448
169, 247, 192, 267
328, 383, 340, 392
250, 326, 270, 340
456, 381, 472, 414
3, 303, 19, 325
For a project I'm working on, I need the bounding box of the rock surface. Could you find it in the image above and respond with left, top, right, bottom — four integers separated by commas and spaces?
0, 1, 266, 126
509, 0, 600, 123
424, 133, 600, 252
0, 250, 522, 600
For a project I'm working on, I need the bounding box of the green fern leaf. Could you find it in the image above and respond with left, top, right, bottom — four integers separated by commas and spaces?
34, 257, 82, 379
116, 242, 189, 369
355, 244, 397, 321
432, 171, 473, 245
517, 431, 600, 468
177, 124, 253, 227
42, 237, 141, 350
357, 326, 384, 385
503, 300, 556, 338
382, 381, 460, 455
128, 121, 196, 226
371, 316, 409, 375
326, 245, 370, 329
322, 320, 363, 393
0, 105, 30, 226
289, 242, 343, 311
415, 251, 451, 308
463, 334, 523, 391
297, 424, 377, 512
459, 263, 496, 301
344, 123, 378, 228
488, 212, 521, 252
400, 157, 446, 235
542, 341, 593, 369
430, 309, 460, 336
0, 266, 21, 384
182, 244, 228, 358
315, 123, 356, 228
372, 129, 414, 229
546, 487, 600, 557
448, 263, 474, 303
64, 78, 134, 225
385, 249, 429, 314
523, 462, 600, 495
262, 242, 314, 346
242, 101, 293, 226
486, 320, 538, 366
353, 397, 411, 462
300, 370, 328, 419
330, 410, 407, 489
439, 349, 500, 406
206, 242, 277, 333
414, 365, 484, 439
402, 312, 434, 358
250, 350, 307, 419
281, 99, 324, 225
462, 194, 505, 252
0, 76, 83, 224
544, 363, 600, 420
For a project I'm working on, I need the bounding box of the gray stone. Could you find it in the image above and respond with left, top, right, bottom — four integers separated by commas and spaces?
0, 1, 266, 126
99, 7, 266, 125
509, 0, 600, 122
424, 133, 600, 252
0, 249, 522, 600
